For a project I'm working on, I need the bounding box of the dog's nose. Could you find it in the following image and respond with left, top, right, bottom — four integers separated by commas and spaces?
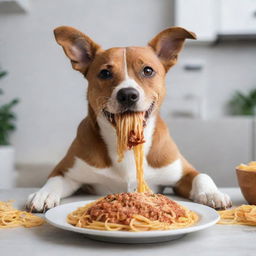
116, 88, 139, 107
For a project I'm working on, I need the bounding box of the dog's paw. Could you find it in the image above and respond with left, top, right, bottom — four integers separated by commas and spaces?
26, 190, 60, 213
192, 191, 232, 209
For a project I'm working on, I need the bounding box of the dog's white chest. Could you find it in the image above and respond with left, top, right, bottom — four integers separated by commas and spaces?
65, 115, 183, 194
66, 155, 183, 195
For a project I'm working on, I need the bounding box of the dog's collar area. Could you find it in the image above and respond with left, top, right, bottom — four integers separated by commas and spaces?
103, 101, 155, 127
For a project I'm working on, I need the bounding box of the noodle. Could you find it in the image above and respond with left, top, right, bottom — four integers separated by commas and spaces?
218, 205, 256, 226
0, 201, 44, 228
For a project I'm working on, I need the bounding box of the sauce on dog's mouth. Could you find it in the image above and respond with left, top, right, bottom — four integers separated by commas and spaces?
103, 102, 155, 127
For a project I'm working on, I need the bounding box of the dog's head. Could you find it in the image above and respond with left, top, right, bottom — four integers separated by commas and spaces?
54, 26, 196, 125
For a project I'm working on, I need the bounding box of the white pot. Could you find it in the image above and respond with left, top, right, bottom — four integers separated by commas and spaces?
0, 145, 15, 188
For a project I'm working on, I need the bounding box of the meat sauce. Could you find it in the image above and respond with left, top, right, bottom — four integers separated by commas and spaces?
87, 193, 186, 225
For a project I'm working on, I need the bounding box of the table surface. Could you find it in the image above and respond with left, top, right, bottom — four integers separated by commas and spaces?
0, 188, 255, 256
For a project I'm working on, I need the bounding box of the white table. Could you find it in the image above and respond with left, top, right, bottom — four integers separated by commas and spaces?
0, 188, 255, 256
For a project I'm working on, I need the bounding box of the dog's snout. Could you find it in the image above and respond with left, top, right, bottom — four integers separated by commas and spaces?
116, 88, 139, 107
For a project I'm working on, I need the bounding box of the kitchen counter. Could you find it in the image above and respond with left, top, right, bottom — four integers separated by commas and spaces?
0, 188, 255, 256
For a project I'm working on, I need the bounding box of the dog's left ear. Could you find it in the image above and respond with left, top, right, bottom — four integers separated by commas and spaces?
148, 27, 196, 71
54, 26, 101, 74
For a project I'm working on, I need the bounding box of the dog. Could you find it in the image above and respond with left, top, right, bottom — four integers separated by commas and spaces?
26, 26, 232, 212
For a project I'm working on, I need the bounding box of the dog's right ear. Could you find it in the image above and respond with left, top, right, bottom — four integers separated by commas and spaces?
54, 26, 101, 74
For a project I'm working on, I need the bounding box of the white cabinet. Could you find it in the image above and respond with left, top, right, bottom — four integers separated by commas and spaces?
175, 0, 256, 42
175, 0, 219, 42
219, 0, 256, 35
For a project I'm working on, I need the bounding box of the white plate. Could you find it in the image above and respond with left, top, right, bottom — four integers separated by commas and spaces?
45, 200, 219, 244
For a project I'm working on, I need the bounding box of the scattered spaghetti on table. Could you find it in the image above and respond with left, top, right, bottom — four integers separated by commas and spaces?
218, 205, 256, 226
0, 201, 45, 228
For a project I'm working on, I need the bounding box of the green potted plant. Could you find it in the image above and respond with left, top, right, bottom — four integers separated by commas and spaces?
0, 70, 19, 188
228, 89, 256, 115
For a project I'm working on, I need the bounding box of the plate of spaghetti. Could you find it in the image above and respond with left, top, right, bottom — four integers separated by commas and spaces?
46, 111, 219, 243
45, 196, 219, 243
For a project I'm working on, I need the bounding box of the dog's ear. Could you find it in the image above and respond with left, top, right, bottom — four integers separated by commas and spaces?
54, 26, 101, 74
148, 27, 196, 71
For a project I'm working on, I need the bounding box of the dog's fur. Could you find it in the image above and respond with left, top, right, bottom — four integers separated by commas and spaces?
26, 26, 232, 212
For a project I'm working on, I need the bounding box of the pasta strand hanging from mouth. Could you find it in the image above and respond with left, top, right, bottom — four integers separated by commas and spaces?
115, 112, 149, 192
115, 112, 145, 161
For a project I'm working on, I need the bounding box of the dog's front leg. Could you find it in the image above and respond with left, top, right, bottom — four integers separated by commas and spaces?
26, 175, 81, 212
174, 159, 232, 209
189, 173, 232, 209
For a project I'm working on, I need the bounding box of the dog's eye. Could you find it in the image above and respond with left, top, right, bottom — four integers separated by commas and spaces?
98, 69, 113, 80
142, 66, 155, 77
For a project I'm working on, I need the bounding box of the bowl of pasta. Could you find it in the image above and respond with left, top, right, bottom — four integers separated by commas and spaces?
236, 162, 256, 205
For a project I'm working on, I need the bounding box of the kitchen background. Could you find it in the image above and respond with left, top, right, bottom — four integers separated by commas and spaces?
0, 0, 255, 188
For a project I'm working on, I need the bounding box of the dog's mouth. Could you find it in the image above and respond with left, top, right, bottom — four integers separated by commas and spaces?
103, 102, 155, 127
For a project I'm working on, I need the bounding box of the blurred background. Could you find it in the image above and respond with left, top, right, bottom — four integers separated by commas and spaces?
0, 0, 256, 188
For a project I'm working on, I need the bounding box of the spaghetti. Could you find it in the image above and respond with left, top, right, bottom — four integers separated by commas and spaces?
237, 161, 256, 171
0, 201, 44, 228
115, 111, 145, 161
115, 112, 149, 192
218, 205, 256, 226
67, 192, 198, 231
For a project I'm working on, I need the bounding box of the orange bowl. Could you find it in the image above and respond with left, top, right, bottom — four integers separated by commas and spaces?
236, 168, 256, 205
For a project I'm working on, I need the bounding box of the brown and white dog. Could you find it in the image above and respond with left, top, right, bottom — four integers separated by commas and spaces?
26, 26, 232, 212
